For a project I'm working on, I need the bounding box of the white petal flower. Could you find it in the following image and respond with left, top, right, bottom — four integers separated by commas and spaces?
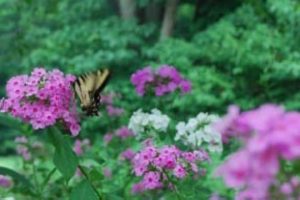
128, 108, 170, 137
175, 112, 223, 153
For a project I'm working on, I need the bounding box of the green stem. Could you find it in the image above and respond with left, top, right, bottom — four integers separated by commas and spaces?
41, 167, 56, 192
78, 165, 103, 200
163, 170, 182, 200
32, 162, 42, 197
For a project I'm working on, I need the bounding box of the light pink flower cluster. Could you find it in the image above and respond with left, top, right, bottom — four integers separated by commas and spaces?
15, 136, 44, 161
0, 175, 12, 188
0, 68, 80, 136
131, 143, 207, 193
115, 126, 134, 140
278, 176, 300, 198
15, 136, 31, 161
73, 139, 91, 156
100, 92, 124, 117
130, 65, 192, 96
104, 126, 134, 145
120, 148, 135, 161
215, 104, 300, 199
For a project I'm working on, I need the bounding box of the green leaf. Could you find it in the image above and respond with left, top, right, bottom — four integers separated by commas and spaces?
89, 168, 104, 183
48, 127, 78, 180
70, 180, 98, 200
0, 166, 32, 189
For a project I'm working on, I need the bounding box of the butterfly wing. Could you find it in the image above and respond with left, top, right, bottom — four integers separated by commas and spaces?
74, 69, 110, 115
93, 69, 110, 102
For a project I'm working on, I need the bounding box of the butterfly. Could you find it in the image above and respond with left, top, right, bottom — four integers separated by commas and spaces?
74, 69, 110, 116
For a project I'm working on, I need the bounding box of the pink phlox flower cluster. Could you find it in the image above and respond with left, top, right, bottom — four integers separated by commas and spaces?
0, 175, 12, 188
131, 65, 192, 96
120, 148, 136, 161
15, 136, 44, 161
102, 167, 112, 179
277, 176, 300, 198
73, 139, 91, 156
103, 133, 113, 145
215, 104, 300, 199
0, 68, 80, 136
15, 136, 31, 161
115, 126, 134, 140
131, 143, 205, 193
100, 92, 124, 117
214, 105, 240, 143
104, 127, 134, 145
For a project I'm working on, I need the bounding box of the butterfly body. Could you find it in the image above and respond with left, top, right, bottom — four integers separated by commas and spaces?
74, 69, 110, 116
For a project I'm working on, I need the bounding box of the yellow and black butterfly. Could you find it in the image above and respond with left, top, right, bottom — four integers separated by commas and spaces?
74, 69, 110, 116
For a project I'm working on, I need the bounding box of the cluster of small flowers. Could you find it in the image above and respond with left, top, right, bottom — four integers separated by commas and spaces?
278, 176, 300, 198
215, 104, 300, 199
15, 136, 31, 161
175, 113, 222, 153
130, 65, 192, 96
128, 109, 170, 136
0, 175, 12, 188
15, 136, 44, 161
115, 126, 135, 140
131, 143, 208, 193
100, 92, 124, 117
0, 68, 80, 136
103, 126, 134, 145
120, 148, 135, 161
73, 139, 91, 156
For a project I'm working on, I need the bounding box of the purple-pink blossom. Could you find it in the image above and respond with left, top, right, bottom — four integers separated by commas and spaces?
0, 175, 12, 188
120, 148, 135, 161
73, 139, 91, 156
215, 104, 300, 199
100, 92, 124, 117
131, 142, 206, 193
130, 65, 192, 96
104, 133, 113, 144
103, 167, 112, 178
15, 136, 31, 161
106, 105, 124, 117
115, 126, 134, 140
0, 68, 80, 136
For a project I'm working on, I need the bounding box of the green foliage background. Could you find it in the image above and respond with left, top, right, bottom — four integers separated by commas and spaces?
0, 0, 299, 199
1, 0, 299, 111
0, 0, 299, 150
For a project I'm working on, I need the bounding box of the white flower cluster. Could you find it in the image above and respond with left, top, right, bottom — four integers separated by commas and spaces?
128, 109, 171, 135
175, 113, 223, 153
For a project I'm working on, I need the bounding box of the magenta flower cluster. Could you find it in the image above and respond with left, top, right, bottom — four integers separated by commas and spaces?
0, 175, 12, 188
0, 68, 80, 136
100, 92, 124, 117
130, 65, 192, 96
15, 136, 31, 161
131, 143, 207, 193
104, 126, 134, 145
215, 104, 300, 199
73, 139, 91, 156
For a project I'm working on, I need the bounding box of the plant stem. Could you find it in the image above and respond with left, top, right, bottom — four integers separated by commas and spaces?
32, 162, 42, 197
162, 170, 182, 200
41, 167, 56, 192
78, 165, 103, 200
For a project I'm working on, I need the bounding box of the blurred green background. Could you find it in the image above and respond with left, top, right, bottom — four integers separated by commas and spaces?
0, 0, 299, 149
